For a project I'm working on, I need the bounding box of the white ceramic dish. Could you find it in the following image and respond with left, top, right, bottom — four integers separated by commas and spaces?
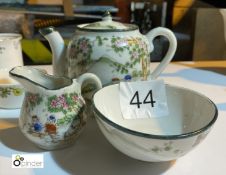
0, 69, 24, 108
93, 84, 218, 162
0, 33, 23, 69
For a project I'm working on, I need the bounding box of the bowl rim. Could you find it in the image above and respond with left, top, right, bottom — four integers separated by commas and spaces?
0, 82, 21, 87
92, 84, 218, 140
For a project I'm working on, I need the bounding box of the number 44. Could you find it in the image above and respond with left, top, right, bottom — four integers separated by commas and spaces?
130, 90, 156, 108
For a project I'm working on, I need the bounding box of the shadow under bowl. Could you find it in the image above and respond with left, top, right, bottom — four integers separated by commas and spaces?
92, 84, 218, 162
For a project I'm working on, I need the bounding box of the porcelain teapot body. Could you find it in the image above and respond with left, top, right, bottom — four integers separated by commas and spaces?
67, 29, 151, 84
40, 12, 177, 85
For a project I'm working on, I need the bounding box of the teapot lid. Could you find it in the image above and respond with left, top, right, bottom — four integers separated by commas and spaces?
77, 11, 138, 32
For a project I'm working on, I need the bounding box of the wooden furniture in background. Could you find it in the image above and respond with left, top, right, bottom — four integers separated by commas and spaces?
28, 0, 75, 16
27, 0, 63, 5
193, 8, 226, 60
172, 0, 195, 26
63, 0, 74, 16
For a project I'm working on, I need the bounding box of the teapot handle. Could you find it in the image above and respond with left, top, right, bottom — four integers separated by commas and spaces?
146, 27, 177, 79
77, 73, 102, 99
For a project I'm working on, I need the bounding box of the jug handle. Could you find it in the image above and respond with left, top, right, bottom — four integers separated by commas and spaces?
77, 73, 102, 98
146, 27, 177, 79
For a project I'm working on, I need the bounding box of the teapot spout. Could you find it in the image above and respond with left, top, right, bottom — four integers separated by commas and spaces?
39, 27, 66, 77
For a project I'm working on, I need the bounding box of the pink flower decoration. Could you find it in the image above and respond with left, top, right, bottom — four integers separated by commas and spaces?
115, 39, 128, 47
72, 95, 78, 102
132, 51, 139, 59
58, 95, 68, 109
50, 100, 58, 108
79, 40, 89, 53
27, 94, 37, 103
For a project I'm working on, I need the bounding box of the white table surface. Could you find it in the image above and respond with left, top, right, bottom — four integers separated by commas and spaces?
1, 62, 226, 175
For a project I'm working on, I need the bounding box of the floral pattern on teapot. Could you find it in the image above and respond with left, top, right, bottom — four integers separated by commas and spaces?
21, 92, 85, 145
68, 35, 150, 82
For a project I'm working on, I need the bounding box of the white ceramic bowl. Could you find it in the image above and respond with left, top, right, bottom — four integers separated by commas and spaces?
0, 69, 24, 108
93, 84, 218, 162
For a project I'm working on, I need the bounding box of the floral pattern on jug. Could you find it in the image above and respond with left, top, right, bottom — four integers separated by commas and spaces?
68, 35, 150, 82
24, 93, 42, 111
20, 91, 85, 147
10, 66, 102, 150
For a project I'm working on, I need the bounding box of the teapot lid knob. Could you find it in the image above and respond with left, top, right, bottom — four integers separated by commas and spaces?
102, 11, 112, 21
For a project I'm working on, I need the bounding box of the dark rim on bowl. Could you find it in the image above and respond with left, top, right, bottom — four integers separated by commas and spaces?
92, 84, 218, 140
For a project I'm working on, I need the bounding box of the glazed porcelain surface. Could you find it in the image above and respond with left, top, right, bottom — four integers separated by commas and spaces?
9, 66, 102, 150
0, 69, 24, 109
0, 33, 23, 69
93, 84, 218, 162
40, 12, 177, 85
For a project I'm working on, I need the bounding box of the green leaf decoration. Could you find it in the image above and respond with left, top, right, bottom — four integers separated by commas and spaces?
0, 87, 23, 98
96, 36, 103, 46
25, 93, 43, 110
0, 88, 11, 98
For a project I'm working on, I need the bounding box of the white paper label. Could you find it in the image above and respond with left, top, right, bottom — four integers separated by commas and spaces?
119, 79, 168, 119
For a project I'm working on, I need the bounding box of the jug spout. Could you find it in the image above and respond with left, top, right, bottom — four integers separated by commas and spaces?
9, 66, 72, 93
9, 67, 41, 93
39, 27, 66, 77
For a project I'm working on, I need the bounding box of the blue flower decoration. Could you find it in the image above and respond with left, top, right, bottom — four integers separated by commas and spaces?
124, 74, 132, 81
33, 123, 42, 132
48, 115, 56, 123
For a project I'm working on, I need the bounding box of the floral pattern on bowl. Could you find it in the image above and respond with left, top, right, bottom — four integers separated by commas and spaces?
93, 84, 218, 162
0, 69, 24, 109
0, 87, 23, 97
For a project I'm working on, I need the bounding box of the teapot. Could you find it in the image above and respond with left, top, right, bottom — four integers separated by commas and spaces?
9, 66, 102, 150
40, 12, 177, 85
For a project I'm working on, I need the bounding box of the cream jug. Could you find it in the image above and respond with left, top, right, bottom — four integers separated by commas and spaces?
9, 66, 102, 150
39, 11, 177, 85
0, 33, 23, 69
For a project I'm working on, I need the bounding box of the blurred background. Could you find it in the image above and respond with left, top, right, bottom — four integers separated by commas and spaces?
0, 0, 226, 64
